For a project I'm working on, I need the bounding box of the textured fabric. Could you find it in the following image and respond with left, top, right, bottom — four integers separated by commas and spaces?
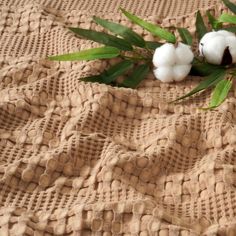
0, 0, 236, 235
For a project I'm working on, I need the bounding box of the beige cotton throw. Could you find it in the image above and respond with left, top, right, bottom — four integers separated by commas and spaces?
0, 0, 236, 235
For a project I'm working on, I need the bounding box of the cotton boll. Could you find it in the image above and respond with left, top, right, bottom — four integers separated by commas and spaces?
153, 67, 174, 83
173, 65, 192, 81
226, 36, 236, 63
230, 48, 236, 63
152, 42, 193, 83
199, 30, 236, 65
152, 43, 176, 67
175, 43, 194, 65
199, 31, 219, 56
201, 36, 226, 65
200, 31, 219, 45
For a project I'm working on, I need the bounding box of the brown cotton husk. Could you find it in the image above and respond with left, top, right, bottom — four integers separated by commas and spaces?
221, 46, 232, 66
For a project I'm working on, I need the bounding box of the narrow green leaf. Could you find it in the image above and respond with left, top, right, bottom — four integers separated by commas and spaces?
80, 75, 103, 83
208, 78, 232, 108
172, 69, 226, 102
145, 41, 163, 50
121, 64, 149, 88
221, 0, 236, 14
69, 27, 133, 51
177, 28, 193, 45
218, 13, 236, 24
102, 60, 134, 84
223, 26, 236, 32
80, 60, 134, 85
48, 46, 120, 61
190, 58, 224, 76
120, 8, 176, 43
206, 10, 222, 30
93, 16, 145, 48
196, 11, 208, 40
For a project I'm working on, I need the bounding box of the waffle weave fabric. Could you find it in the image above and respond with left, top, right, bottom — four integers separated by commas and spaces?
0, 0, 236, 235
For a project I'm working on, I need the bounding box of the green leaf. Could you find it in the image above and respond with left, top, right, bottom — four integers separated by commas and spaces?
48, 46, 120, 61
223, 26, 236, 32
190, 58, 224, 76
177, 28, 193, 45
218, 13, 236, 24
93, 16, 145, 48
80, 75, 103, 83
172, 69, 226, 102
145, 41, 163, 50
205, 78, 232, 109
221, 0, 236, 14
102, 60, 134, 84
196, 11, 208, 40
80, 60, 134, 84
121, 64, 149, 88
120, 8, 176, 43
206, 10, 222, 30
69, 27, 133, 51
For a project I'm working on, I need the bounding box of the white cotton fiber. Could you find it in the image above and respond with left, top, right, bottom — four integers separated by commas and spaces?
199, 30, 236, 65
153, 42, 194, 83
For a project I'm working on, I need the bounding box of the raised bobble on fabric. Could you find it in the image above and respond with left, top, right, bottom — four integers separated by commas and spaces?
46, 158, 58, 171
111, 222, 121, 234
91, 218, 102, 231
39, 173, 50, 187
22, 168, 34, 182
136, 156, 149, 168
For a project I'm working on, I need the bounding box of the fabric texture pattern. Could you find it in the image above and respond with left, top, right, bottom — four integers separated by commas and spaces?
0, 0, 236, 235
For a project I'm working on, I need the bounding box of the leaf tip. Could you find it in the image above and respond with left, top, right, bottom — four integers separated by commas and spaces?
119, 7, 128, 15
47, 56, 55, 61
68, 27, 76, 33
168, 98, 179, 104
198, 106, 214, 111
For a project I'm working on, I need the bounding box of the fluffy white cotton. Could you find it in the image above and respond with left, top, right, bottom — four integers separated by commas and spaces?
199, 30, 236, 65
226, 36, 236, 62
217, 30, 235, 37
199, 31, 218, 56
173, 65, 192, 81
152, 42, 194, 83
175, 43, 194, 65
152, 43, 176, 67
202, 36, 226, 64
153, 67, 173, 83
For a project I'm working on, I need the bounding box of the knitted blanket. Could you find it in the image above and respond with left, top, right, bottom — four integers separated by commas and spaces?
0, 0, 236, 235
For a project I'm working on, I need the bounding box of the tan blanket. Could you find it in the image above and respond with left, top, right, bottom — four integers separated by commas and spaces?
0, 0, 236, 235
